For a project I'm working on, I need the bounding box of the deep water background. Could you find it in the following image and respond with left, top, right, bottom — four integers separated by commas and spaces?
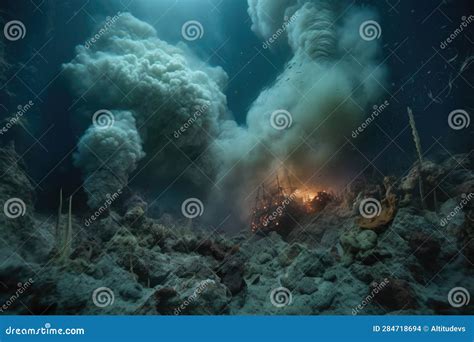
0, 0, 472, 216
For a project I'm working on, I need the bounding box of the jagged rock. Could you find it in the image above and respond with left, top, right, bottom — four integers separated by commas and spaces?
256, 252, 272, 264
175, 256, 215, 279
439, 198, 466, 229
322, 268, 338, 282
218, 254, 246, 295
123, 206, 146, 228
180, 280, 231, 315
311, 281, 336, 311
286, 249, 329, 278
296, 277, 319, 294
350, 263, 374, 283
124, 194, 148, 212
196, 239, 226, 260
132, 251, 173, 287
0, 142, 35, 246
373, 278, 417, 310
1, 145, 472, 316
152, 287, 179, 315
280, 264, 305, 290
0, 142, 35, 205
341, 229, 378, 253
278, 243, 304, 267
408, 232, 441, 266
141, 280, 231, 315
357, 248, 392, 265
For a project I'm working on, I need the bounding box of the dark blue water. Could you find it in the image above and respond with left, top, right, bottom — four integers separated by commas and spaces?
0, 0, 472, 212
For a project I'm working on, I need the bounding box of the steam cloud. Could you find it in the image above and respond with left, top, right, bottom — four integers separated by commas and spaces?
211, 0, 387, 219
73, 110, 144, 208
63, 13, 228, 207
64, 1, 387, 222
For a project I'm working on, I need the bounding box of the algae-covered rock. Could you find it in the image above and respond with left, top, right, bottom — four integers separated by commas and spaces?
340, 228, 377, 252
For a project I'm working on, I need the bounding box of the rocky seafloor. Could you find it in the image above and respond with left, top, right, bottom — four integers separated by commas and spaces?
0, 143, 473, 315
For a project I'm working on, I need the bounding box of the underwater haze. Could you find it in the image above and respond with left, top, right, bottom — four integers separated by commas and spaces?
0, 0, 473, 315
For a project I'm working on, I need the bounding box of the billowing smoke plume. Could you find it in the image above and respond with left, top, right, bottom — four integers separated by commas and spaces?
64, 1, 387, 223
247, 0, 299, 39
73, 110, 144, 208
63, 13, 228, 207
209, 0, 387, 220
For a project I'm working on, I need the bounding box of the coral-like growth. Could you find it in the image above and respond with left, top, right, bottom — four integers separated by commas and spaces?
356, 193, 397, 230
407, 107, 426, 209
54, 189, 74, 265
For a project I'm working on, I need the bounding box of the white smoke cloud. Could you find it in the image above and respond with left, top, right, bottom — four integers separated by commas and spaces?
74, 111, 144, 208
247, 0, 299, 39
63, 13, 229, 206
64, 2, 388, 222
208, 0, 387, 220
